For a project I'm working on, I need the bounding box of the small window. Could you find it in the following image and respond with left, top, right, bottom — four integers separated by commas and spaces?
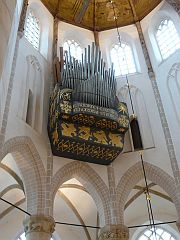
156, 19, 180, 60
138, 228, 176, 240
63, 40, 82, 61
25, 10, 40, 50
110, 42, 137, 76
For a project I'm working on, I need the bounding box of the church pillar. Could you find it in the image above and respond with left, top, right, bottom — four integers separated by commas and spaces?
23, 215, 55, 240
107, 163, 121, 224
99, 225, 129, 240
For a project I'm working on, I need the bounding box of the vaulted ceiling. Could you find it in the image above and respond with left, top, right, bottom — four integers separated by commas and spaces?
40, 0, 162, 31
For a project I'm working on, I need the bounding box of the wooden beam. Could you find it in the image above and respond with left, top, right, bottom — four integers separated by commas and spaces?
75, 0, 91, 23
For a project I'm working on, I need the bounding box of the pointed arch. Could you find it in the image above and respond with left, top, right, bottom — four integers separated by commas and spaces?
51, 161, 110, 225
116, 161, 180, 224
2, 136, 46, 214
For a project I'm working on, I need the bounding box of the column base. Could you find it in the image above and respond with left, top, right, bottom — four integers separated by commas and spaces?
99, 224, 129, 240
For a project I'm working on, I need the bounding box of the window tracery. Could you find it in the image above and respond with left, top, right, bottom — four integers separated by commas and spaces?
63, 39, 82, 61
25, 10, 40, 50
110, 42, 137, 76
156, 19, 180, 60
138, 228, 176, 240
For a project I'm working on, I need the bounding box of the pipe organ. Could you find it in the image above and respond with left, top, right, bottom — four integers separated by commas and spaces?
48, 43, 129, 165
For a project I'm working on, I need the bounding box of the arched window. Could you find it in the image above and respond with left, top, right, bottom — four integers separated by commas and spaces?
25, 10, 40, 50
17, 232, 54, 240
110, 42, 137, 76
156, 19, 180, 60
138, 228, 176, 240
63, 40, 82, 60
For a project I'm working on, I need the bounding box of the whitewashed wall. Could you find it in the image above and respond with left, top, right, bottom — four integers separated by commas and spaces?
141, 1, 180, 168
5, 0, 54, 168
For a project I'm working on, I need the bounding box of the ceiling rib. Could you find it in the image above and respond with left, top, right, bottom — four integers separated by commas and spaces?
0, 163, 24, 191
0, 198, 25, 219
0, 184, 22, 198
58, 190, 92, 240
125, 184, 173, 210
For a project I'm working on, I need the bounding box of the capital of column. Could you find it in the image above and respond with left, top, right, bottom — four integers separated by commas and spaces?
176, 220, 180, 232
23, 215, 55, 236
99, 224, 129, 240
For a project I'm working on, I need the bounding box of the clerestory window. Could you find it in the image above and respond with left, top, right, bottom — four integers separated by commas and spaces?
25, 10, 40, 50
110, 42, 137, 76
156, 19, 180, 60
138, 228, 176, 240
63, 40, 82, 61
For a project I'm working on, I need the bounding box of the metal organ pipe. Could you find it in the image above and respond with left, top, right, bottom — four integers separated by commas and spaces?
61, 43, 117, 109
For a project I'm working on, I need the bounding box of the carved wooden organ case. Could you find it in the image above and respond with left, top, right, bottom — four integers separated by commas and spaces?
48, 43, 129, 165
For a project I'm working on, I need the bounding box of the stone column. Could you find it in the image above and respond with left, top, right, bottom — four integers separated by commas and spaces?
23, 215, 55, 240
107, 164, 121, 224
99, 225, 129, 240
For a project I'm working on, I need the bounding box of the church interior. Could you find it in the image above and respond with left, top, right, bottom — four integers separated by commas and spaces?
0, 0, 180, 239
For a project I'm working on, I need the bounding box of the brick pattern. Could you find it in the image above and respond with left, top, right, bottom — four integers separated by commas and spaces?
51, 161, 111, 225
45, 139, 54, 216
116, 161, 180, 224
107, 163, 120, 225
2, 136, 46, 214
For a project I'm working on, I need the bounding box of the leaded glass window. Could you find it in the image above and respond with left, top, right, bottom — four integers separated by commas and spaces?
63, 40, 82, 61
25, 10, 40, 50
138, 228, 176, 240
156, 19, 180, 60
110, 42, 137, 76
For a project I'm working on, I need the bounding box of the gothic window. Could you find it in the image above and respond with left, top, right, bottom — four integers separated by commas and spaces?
110, 42, 137, 76
25, 10, 40, 50
156, 19, 180, 60
63, 40, 82, 61
138, 228, 176, 240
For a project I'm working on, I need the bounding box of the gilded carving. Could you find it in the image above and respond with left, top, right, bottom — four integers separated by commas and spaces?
61, 122, 77, 137
93, 130, 108, 145
79, 126, 92, 140
60, 101, 72, 114
108, 132, 123, 148
52, 124, 58, 145
118, 103, 128, 115
57, 139, 120, 161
